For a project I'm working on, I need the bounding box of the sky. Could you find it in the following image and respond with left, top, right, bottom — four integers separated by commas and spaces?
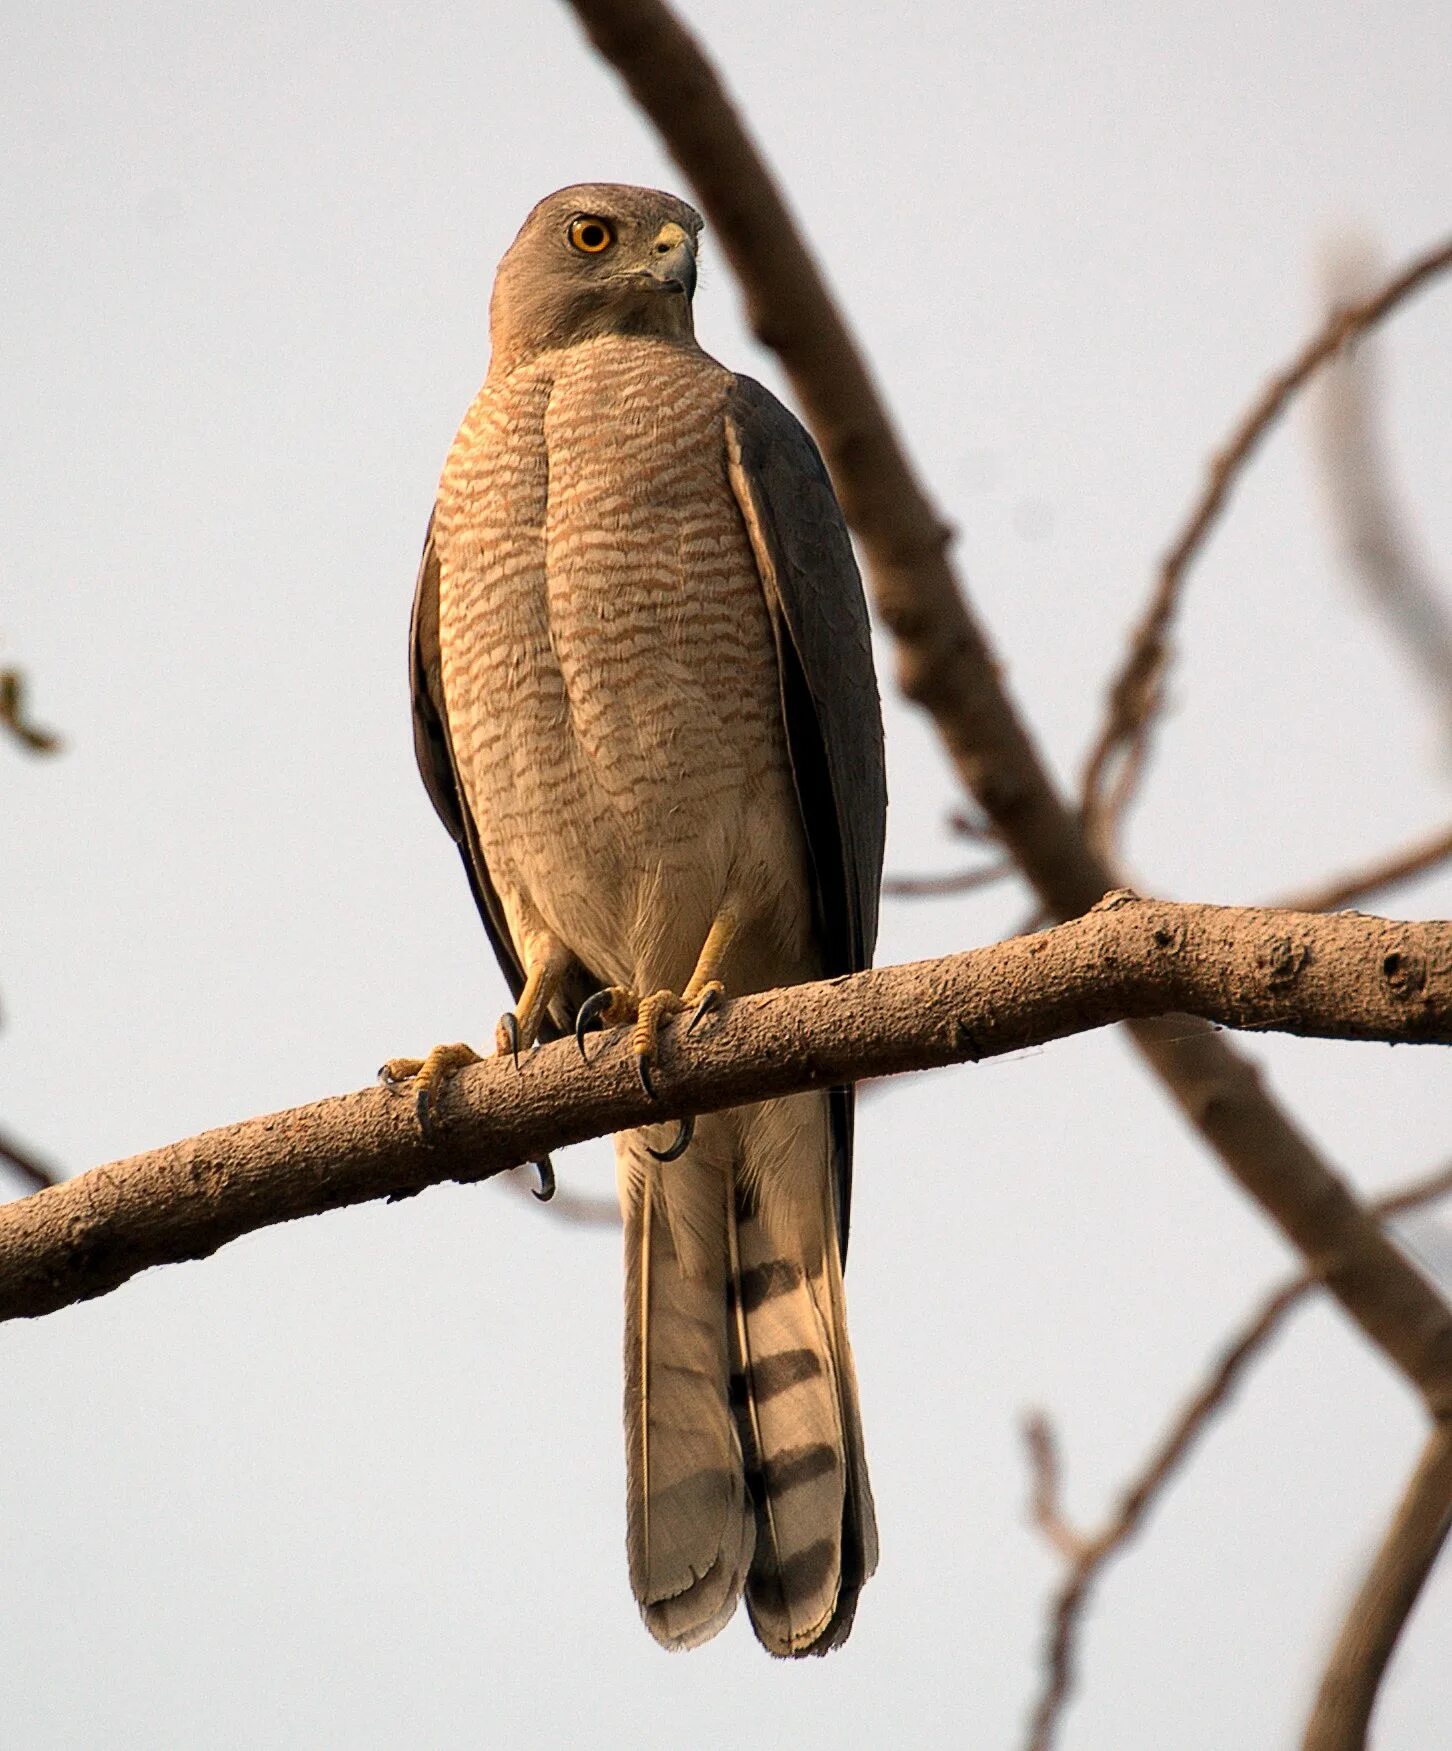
3, 1, 1451, 1746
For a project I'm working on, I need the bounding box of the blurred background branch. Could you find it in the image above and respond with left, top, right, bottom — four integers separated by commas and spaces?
1022, 1158, 1452, 1751
0, 1127, 60, 1196
1311, 238, 1452, 760
1274, 818, 1452, 916
3, 659, 62, 1195
0, 668, 61, 756
1079, 237, 1452, 857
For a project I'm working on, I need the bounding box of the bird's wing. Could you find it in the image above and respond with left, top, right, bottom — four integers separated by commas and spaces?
725, 376, 888, 1255
409, 518, 571, 1041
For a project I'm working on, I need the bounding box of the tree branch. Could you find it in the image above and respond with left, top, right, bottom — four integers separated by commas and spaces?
1275, 820, 1452, 917
881, 856, 1016, 900
564, 0, 1107, 913
1022, 1156, 1452, 1751
2, 896, 1450, 1327
558, 0, 1452, 1431
1312, 237, 1452, 757
1079, 237, 1452, 850
0, 668, 61, 755
0, 1126, 60, 1195
1302, 1418, 1452, 1751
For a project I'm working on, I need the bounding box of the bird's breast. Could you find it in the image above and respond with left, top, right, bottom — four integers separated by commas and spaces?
433, 335, 803, 985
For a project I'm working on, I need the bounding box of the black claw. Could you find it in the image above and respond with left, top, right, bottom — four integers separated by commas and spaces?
646, 1117, 693, 1163
687, 988, 722, 1034
575, 989, 614, 1060
499, 1010, 521, 1069
415, 1086, 437, 1144
531, 1155, 556, 1201
635, 1051, 657, 1101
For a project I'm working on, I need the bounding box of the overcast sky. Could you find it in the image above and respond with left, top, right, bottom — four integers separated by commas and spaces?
4, 2, 1451, 1746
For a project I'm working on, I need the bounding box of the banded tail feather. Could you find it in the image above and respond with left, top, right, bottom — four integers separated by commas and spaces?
618, 1096, 875, 1657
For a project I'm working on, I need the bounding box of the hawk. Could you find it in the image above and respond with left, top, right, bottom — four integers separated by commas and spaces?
393, 184, 886, 1656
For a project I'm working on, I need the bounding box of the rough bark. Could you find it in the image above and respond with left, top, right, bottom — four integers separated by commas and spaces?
3, 896, 1450, 1336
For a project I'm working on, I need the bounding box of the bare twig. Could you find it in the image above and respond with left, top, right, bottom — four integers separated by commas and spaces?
1275, 819, 1452, 916
0, 669, 61, 754
1024, 1276, 1324, 1751
882, 856, 1015, 899
1313, 238, 1452, 755
3, 896, 1452, 1328
1302, 1418, 1452, 1751
1023, 1157, 1452, 1751
1080, 237, 1452, 851
0, 1126, 61, 1194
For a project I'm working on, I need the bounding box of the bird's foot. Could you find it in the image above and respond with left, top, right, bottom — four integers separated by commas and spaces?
577, 978, 728, 1091
575, 968, 729, 1163
630, 988, 694, 1099
379, 1041, 482, 1138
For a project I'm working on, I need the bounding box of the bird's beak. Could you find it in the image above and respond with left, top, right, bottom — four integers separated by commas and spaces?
636, 222, 697, 299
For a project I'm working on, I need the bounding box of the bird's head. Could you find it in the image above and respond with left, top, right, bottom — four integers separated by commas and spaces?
488, 183, 703, 366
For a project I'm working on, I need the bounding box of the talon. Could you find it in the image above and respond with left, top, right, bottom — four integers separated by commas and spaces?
646, 1117, 693, 1163
497, 1010, 521, 1067
416, 1083, 437, 1142
687, 981, 723, 1033
635, 1049, 658, 1101
576, 988, 614, 1059
532, 1155, 556, 1201
576, 986, 637, 1060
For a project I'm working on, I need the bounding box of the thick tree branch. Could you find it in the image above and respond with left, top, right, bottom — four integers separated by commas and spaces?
1081, 237, 1452, 847
1302, 1418, 1452, 1751
2, 896, 1450, 1327
558, 0, 1452, 1438
565, 0, 1107, 912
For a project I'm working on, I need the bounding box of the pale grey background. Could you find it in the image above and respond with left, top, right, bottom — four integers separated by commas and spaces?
4, 2, 1451, 1746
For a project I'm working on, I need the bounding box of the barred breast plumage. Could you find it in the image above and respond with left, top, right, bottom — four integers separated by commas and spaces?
433, 333, 811, 999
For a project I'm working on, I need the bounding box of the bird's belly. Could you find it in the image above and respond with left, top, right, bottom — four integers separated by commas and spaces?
436, 347, 808, 992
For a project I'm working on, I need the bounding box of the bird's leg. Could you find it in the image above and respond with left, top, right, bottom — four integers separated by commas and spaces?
495, 937, 573, 1064
572, 910, 739, 1160
382, 934, 570, 1135
632, 907, 739, 1101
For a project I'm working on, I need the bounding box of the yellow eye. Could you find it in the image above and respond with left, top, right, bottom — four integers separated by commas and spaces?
568, 216, 615, 254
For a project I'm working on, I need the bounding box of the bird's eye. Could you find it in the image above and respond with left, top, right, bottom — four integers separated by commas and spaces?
568, 217, 615, 254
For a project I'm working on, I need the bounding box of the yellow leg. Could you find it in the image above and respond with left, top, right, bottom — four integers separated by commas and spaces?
629, 907, 740, 1096
680, 907, 739, 1010
496, 936, 573, 1060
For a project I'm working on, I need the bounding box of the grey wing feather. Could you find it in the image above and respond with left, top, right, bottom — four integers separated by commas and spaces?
409, 520, 580, 1039
725, 377, 888, 1256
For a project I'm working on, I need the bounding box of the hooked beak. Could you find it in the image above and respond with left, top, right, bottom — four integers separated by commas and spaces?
647, 237, 696, 298
627, 222, 697, 299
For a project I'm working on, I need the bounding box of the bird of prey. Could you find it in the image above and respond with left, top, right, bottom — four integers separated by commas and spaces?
391, 184, 886, 1657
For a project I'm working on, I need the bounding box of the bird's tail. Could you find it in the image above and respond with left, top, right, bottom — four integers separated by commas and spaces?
619, 1094, 875, 1656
